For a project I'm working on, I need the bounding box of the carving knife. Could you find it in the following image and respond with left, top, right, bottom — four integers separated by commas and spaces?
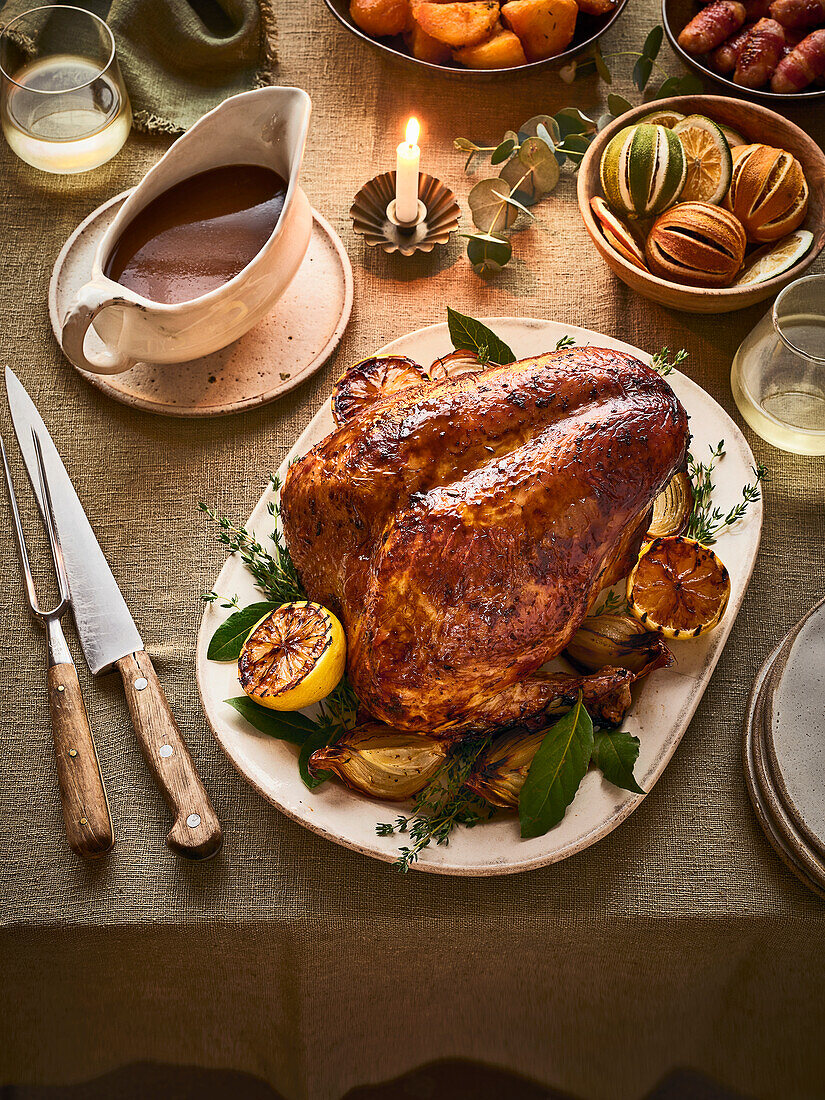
6, 367, 222, 860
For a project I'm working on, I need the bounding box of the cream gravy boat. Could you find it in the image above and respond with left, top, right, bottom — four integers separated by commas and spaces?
62, 87, 312, 375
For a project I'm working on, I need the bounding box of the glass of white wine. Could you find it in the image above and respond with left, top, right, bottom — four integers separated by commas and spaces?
731, 273, 825, 456
0, 4, 131, 174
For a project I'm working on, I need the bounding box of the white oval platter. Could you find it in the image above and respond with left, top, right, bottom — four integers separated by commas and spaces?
196, 317, 763, 875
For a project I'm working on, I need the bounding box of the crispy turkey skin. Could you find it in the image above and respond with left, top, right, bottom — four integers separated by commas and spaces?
281, 346, 689, 732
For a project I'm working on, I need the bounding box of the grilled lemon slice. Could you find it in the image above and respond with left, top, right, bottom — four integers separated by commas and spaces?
627, 536, 731, 640
239, 602, 346, 711
332, 356, 429, 425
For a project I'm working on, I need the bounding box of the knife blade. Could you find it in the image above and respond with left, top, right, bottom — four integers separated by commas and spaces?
6, 367, 222, 860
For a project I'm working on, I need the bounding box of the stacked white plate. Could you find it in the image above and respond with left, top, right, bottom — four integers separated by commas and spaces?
744, 597, 825, 898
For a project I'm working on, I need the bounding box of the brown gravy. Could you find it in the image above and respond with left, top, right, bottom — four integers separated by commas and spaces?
104, 164, 288, 305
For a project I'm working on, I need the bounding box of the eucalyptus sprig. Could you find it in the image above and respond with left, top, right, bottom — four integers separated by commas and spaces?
572, 26, 703, 99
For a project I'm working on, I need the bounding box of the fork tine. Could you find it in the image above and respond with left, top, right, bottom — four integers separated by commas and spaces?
31, 429, 71, 608
0, 434, 40, 615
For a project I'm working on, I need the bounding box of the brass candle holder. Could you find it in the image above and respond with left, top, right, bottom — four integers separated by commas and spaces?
350, 171, 460, 257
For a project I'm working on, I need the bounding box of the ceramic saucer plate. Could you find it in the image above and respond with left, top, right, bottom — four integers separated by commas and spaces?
743, 599, 825, 899
49, 191, 353, 417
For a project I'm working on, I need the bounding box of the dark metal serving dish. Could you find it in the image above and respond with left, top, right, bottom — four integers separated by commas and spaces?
322, 0, 629, 78
662, 0, 825, 102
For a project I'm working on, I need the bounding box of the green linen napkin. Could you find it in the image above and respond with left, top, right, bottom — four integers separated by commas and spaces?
0, 0, 278, 133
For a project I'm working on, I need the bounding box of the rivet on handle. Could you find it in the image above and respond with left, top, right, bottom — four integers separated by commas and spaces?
134, 677, 148, 691
159, 744, 173, 758
187, 813, 201, 828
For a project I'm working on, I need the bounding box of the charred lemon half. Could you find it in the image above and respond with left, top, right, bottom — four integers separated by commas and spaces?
331, 355, 429, 425
627, 535, 731, 640
238, 601, 346, 711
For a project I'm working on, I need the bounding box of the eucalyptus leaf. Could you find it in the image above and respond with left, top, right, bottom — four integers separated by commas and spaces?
593, 42, 612, 84
466, 231, 513, 276
642, 24, 663, 60
597, 112, 614, 133
633, 55, 653, 92
677, 72, 704, 94
519, 136, 561, 196
468, 177, 518, 232
518, 694, 594, 838
521, 115, 561, 143
558, 133, 592, 157
536, 123, 556, 152
592, 730, 645, 795
454, 137, 478, 152
607, 93, 633, 116
225, 696, 317, 745
207, 601, 276, 662
559, 61, 577, 83
447, 307, 516, 363
499, 155, 540, 205
554, 107, 595, 136
654, 75, 681, 99
491, 137, 516, 165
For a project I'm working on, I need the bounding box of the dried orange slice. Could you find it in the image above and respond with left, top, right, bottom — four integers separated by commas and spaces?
238, 602, 346, 711
626, 536, 731, 640
331, 356, 429, 425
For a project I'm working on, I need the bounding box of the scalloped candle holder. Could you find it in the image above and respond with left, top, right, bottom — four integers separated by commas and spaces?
350, 171, 460, 256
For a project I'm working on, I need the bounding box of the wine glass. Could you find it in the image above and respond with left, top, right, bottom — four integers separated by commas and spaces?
0, 4, 131, 174
731, 273, 825, 456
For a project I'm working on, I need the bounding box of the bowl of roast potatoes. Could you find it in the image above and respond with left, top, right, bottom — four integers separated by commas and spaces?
664, 0, 825, 97
323, 0, 628, 72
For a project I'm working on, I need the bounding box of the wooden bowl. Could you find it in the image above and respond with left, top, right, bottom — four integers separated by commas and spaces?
663, 0, 825, 102
322, 0, 629, 79
577, 96, 825, 314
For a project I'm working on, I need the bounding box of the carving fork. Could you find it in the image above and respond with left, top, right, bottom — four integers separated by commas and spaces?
2, 430, 113, 858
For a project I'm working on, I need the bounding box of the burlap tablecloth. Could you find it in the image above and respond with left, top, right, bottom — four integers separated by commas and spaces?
2, 2, 825, 1098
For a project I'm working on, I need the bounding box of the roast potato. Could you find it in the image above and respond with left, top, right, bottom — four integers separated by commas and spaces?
350, 0, 410, 37
501, 0, 578, 58
406, 21, 454, 61
454, 23, 528, 64
414, 1, 500, 46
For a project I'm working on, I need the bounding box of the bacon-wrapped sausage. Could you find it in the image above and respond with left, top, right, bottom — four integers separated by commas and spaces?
712, 21, 755, 69
678, 0, 747, 53
769, 0, 825, 28
771, 27, 825, 88
735, 17, 786, 83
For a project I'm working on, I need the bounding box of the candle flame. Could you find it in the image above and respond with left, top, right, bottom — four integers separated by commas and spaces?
405, 117, 420, 146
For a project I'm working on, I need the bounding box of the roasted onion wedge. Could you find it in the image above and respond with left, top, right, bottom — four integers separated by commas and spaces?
564, 613, 673, 681
646, 470, 694, 540
465, 727, 543, 810
309, 722, 447, 801
331, 355, 430, 425
428, 349, 490, 380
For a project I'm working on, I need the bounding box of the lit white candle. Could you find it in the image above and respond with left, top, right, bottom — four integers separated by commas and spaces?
395, 117, 421, 224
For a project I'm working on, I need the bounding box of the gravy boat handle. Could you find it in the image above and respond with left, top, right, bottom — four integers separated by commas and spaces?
61, 282, 137, 375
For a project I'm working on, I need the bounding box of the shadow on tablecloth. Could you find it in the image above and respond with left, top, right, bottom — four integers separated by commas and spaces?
1, 1060, 755, 1100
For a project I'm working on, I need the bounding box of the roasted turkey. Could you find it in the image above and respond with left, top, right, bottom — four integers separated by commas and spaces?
281, 346, 689, 735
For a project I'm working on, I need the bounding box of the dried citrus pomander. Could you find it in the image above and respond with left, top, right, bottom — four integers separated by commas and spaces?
331, 355, 430, 425
626, 536, 731, 640
238, 601, 346, 711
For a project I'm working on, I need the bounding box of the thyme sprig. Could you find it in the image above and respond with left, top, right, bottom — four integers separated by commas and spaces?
651, 347, 688, 376
687, 442, 768, 545
376, 735, 495, 872
198, 472, 304, 605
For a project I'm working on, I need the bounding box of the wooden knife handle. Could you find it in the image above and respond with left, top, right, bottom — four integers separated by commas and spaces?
116, 650, 223, 860
48, 662, 114, 859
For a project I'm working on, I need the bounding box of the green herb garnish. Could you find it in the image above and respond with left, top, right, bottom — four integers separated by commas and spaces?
447, 307, 516, 366
592, 729, 644, 794
206, 600, 277, 661
687, 441, 768, 545
376, 735, 495, 872
518, 693, 594, 838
